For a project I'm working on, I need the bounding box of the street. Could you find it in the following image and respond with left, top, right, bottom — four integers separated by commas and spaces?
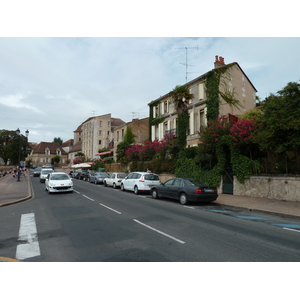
1, 175, 300, 262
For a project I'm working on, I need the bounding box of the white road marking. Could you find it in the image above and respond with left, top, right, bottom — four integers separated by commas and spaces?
133, 219, 185, 244
283, 227, 300, 233
184, 206, 195, 209
83, 194, 94, 201
73, 190, 80, 194
99, 203, 122, 214
16, 213, 41, 260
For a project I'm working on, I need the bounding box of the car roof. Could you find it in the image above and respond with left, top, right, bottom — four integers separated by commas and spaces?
50, 172, 68, 175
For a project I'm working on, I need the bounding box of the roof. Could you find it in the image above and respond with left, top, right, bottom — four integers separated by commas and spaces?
62, 139, 74, 147
32, 142, 67, 155
68, 140, 82, 153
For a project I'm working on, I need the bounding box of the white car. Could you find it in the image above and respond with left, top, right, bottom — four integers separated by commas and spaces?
120, 172, 160, 195
104, 173, 127, 189
40, 168, 54, 183
45, 172, 73, 194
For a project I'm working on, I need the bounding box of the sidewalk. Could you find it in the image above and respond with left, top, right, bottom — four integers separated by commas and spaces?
0, 173, 32, 207
0, 172, 299, 219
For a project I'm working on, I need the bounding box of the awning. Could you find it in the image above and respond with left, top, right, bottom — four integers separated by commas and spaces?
95, 151, 113, 156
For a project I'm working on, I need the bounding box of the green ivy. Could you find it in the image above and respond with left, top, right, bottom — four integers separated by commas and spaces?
206, 64, 240, 121
175, 135, 255, 186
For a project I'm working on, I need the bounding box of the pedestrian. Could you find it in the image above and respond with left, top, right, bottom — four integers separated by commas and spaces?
146, 168, 152, 173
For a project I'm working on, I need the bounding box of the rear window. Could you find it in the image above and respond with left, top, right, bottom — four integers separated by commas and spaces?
117, 174, 126, 178
144, 174, 159, 181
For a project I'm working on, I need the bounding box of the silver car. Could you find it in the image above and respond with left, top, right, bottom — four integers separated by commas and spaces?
40, 168, 54, 183
89, 172, 109, 185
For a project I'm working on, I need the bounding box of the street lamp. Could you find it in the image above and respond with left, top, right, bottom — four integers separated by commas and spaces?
16, 128, 29, 182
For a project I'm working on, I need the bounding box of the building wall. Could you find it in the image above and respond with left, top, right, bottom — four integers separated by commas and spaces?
82, 114, 112, 159
112, 118, 149, 161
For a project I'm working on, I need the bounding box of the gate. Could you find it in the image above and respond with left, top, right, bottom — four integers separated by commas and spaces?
223, 167, 233, 194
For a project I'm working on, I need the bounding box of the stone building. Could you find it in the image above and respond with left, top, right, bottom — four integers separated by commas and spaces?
148, 55, 257, 147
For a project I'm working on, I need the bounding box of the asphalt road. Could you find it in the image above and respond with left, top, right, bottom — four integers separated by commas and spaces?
1, 175, 300, 262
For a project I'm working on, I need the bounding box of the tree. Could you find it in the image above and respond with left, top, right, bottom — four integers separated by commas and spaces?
257, 82, 300, 154
52, 155, 61, 166
169, 85, 194, 149
53, 137, 63, 145
0, 129, 30, 165
116, 126, 136, 162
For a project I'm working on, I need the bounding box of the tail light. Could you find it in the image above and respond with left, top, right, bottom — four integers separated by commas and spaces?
195, 188, 204, 194
139, 175, 145, 183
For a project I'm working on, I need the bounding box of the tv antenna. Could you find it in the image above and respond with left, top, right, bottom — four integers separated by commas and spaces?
178, 46, 198, 82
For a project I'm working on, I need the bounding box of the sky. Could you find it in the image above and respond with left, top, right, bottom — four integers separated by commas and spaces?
1, 2, 299, 145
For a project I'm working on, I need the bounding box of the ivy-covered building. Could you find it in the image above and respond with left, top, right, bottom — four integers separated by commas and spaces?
148, 56, 257, 147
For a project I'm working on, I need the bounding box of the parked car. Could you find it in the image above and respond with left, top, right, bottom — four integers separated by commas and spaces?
83, 170, 96, 182
42, 164, 54, 169
75, 170, 87, 180
89, 172, 110, 184
151, 177, 218, 205
104, 173, 127, 188
33, 167, 42, 177
120, 172, 160, 194
45, 172, 73, 194
71, 170, 80, 178
40, 168, 54, 183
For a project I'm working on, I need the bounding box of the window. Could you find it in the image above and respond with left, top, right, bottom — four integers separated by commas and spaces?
198, 83, 206, 100
99, 121, 102, 126
107, 131, 110, 136
99, 130, 102, 136
164, 101, 168, 113
117, 131, 119, 142
99, 140, 102, 145
108, 121, 110, 126
122, 129, 124, 137
45, 149, 50, 155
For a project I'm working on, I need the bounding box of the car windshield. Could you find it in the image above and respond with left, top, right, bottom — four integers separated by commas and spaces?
117, 174, 126, 178
42, 170, 53, 174
144, 174, 159, 181
51, 174, 69, 180
185, 178, 206, 186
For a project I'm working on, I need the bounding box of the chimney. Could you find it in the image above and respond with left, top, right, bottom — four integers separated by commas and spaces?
214, 55, 225, 68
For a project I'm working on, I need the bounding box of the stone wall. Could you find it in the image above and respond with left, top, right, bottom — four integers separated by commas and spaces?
234, 176, 300, 202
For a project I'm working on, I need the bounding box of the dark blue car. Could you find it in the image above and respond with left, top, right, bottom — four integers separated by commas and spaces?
151, 178, 218, 205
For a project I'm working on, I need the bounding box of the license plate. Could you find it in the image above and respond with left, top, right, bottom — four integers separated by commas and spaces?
204, 189, 214, 192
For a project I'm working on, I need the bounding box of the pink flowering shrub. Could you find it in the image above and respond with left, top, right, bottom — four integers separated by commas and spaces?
125, 140, 167, 161
72, 156, 83, 164
199, 117, 232, 152
230, 119, 257, 145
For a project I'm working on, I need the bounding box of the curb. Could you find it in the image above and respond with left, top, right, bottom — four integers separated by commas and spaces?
215, 202, 300, 221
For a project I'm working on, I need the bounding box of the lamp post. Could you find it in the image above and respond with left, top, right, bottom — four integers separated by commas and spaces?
16, 128, 29, 182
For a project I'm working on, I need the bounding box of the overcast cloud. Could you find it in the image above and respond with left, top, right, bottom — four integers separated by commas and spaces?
1, 36, 299, 143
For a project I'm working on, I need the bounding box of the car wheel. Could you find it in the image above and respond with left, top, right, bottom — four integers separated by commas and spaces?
94, 180, 97, 185
113, 183, 116, 189
134, 185, 139, 195
121, 184, 125, 191
179, 193, 189, 205
104, 181, 107, 187
151, 188, 159, 199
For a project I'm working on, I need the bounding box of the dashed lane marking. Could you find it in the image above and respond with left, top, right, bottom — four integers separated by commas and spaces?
133, 219, 185, 244
83, 194, 94, 201
99, 203, 122, 214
